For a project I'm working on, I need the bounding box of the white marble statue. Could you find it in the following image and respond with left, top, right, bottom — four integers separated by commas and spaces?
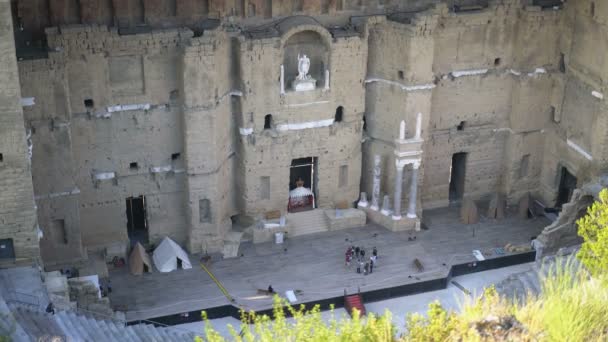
293, 53, 316, 91
297, 54, 311, 80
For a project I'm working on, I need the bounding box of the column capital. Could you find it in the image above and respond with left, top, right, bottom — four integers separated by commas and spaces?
395, 158, 421, 170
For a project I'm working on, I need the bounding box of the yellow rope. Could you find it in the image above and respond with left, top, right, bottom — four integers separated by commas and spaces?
200, 262, 234, 302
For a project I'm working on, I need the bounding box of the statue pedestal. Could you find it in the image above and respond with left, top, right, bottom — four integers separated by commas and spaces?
293, 78, 316, 92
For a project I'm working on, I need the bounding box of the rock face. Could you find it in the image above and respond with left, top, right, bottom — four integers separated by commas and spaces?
472, 315, 530, 341
537, 176, 608, 256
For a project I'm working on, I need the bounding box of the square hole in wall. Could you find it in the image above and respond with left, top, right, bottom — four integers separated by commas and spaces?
398, 70, 404, 80
494, 58, 501, 66
457, 121, 466, 131
171, 153, 181, 160
550, 106, 558, 122
84, 99, 94, 109
129, 162, 139, 170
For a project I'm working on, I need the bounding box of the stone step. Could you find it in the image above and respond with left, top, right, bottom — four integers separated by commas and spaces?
287, 210, 330, 236
4, 300, 197, 342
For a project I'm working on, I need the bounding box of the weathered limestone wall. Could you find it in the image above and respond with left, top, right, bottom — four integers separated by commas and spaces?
18, 26, 192, 262
0, 1, 39, 263
539, 0, 608, 205
8, 0, 606, 266
362, 13, 436, 216
423, 2, 562, 208
236, 22, 366, 216
182, 30, 238, 253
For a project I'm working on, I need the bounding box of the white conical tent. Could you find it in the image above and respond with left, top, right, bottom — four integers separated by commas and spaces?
152, 237, 192, 272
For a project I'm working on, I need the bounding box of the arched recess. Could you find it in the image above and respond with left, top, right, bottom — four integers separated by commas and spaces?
280, 24, 332, 91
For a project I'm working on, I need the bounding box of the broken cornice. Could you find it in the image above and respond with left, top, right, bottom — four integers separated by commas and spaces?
364, 78, 436, 92
276, 119, 334, 131
239, 127, 253, 136
567, 139, 593, 161
21, 97, 35, 106
450, 69, 488, 78
592, 91, 604, 100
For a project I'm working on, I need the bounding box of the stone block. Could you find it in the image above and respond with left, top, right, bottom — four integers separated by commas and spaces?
461, 199, 479, 225
325, 208, 366, 231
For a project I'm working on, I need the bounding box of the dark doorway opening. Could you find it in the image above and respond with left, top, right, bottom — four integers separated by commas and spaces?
264, 114, 273, 129
449, 152, 467, 202
126, 196, 148, 245
0, 239, 15, 260
335, 106, 343, 122
288, 157, 318, 212
556, 167, 577, 208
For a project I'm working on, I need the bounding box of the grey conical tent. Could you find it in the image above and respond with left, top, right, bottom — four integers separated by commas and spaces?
129, 242, 152, 275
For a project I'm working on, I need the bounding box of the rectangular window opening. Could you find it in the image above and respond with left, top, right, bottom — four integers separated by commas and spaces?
519, 154, 530, 179
51, 219, 68, 245
168, 0, 177, 16
171, 153, 181, 160
339, 165, 348, 188
260, 176, 270, 200
199, 199, 211, 223
129, 162, 139, 170
84, 99, 94, 109
0, 153, 3, 162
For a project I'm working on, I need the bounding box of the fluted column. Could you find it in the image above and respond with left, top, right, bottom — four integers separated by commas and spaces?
370, 155, 381, 211
407, 162, 420, 218
280, 65, 285, 95
392, 162, 405, 220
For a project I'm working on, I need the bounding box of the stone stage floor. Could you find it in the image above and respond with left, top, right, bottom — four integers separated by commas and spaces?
109, 206, 550, 322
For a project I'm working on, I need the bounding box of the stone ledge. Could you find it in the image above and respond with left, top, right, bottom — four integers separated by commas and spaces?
360, 206, 419, 232
324, 208, 367, 231
252, 224, 293, 244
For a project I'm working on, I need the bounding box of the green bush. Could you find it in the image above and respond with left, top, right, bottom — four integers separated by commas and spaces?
577, 188, 608, 276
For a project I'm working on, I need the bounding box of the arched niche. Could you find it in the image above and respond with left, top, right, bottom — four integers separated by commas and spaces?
281, 27, 330, 92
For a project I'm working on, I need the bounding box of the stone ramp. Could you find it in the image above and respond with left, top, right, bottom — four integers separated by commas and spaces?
287, 209, 330, 236
3, 300, 197, 342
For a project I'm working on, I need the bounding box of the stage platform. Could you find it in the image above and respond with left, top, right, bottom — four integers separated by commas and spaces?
108, 206, 549, 323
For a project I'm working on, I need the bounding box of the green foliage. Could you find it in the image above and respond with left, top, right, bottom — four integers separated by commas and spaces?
519, 256, 608, 341
577, 188, 608, 276
405, 301, 454, 342
197, 296, 395, 342
195, 263, 608, 341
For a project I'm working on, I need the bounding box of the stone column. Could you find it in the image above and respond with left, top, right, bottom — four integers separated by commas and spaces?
415, 112, 422, 139
324, 69, 330, 90
280, 65, 285, 95
370, 155, 381, 211
407, 162, 420, 218
392, 162, 405, 220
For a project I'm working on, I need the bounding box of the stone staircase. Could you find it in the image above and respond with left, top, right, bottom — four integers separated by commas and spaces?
494, 251, 580, 303
495, 268, 541, 303
344, 293, 366, 317
287, 209, 330, 237
2, 301, 197, 342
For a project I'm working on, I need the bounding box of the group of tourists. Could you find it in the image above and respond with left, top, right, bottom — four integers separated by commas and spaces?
345, 246, 378, 275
